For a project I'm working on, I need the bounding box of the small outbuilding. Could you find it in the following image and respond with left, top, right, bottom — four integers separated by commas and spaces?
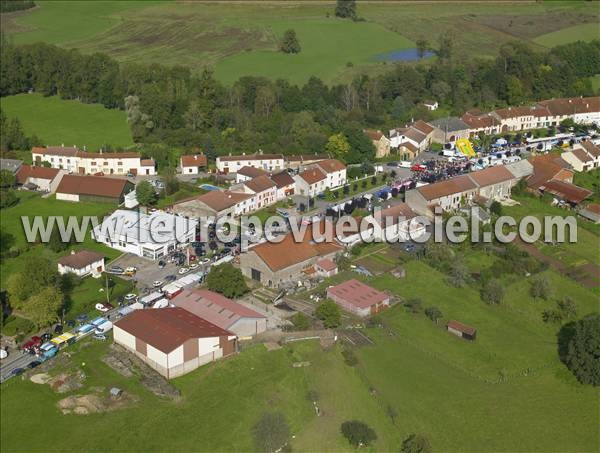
57, 250, 105, 277
326, 279, 390, 317
447, 320, 477, 341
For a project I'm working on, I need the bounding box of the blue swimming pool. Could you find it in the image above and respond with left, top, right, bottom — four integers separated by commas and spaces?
374, 48, 434, 62
199, 184, 221, 191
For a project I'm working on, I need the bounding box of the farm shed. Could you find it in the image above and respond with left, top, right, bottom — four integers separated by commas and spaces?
447, 320, 477, 341
113, 308, 237, 379
326, 279, 390, 317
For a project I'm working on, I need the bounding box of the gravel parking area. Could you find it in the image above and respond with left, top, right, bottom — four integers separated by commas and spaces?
108, 252, 210, 294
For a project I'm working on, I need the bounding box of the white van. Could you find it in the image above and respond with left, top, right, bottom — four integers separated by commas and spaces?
95, 320, 113, 334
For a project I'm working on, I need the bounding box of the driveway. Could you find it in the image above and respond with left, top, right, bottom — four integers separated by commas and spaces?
108, 252, 211, 294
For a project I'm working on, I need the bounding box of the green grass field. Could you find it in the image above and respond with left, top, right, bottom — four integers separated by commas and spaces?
533, 22, 600, 48
2, 1, 598, 84
1, 93, 133, 150
1, 257, 598, 451
0, 192, 120, 285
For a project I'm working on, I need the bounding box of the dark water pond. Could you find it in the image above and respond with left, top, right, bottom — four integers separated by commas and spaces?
374, 48, 435, 62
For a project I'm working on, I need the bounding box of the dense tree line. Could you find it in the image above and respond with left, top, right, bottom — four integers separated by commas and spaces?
0, 0, 35, 13
0, 109, 42, 151
1, 36, 598, 165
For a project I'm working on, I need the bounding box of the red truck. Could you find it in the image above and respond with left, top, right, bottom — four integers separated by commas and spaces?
22, 336, 42, 354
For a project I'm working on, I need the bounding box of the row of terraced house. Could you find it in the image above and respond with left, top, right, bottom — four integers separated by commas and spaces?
364, 96, 600, 159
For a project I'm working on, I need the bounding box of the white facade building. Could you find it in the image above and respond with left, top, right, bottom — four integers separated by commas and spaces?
92, 209, 197, 260
216, 152, 284, 174
32, 146, 156, 176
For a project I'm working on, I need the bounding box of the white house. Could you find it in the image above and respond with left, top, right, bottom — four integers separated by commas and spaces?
561, 142, 599, 172
57, 250, 105, 277
235, 166, 268, 183
216, 152, 284, 174
270, 171, 295, 200
423, 100, 439, 111
180, 154, 207, 175
314, 159, 347, 189
31, 146, 156, 176
113, 308, 237, 379
294, 167, 327, 198
92, 209, 197, 260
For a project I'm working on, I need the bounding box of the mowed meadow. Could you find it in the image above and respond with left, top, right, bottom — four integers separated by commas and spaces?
1, 258, 598, 452
2, 1, 599, 84
1, 93, 134, 150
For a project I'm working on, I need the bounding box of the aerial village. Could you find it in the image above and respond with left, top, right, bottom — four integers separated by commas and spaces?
1, 95, 598, 382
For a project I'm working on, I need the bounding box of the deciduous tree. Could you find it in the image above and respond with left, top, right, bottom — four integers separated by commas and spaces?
205, 263, 248, 298
315, 299, 341, 328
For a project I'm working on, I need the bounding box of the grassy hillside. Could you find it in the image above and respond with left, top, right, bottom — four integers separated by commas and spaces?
1, 93, 134, 150
533, 23, 600, 48
2, 1, 598, 84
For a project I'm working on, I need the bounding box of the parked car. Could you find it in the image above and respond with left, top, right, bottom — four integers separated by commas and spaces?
164, 275, 177, 282
27, 360, 41, 369
199, 258, 211, 265
158, 260, 166, 269
11, 368, 24, 377
76, 314, 88, 323
40, 333, 52, 342
189, 263, 199, 270
108, 266, 124, 274
93, 334, 107, 341
95, 303, 114, 313
22, 336, 42, 353
153, 280, 164, 288
54, 324, 64, 335
178, 267, 190, 275
125, 293, 137, 301
125, 266, 137, 273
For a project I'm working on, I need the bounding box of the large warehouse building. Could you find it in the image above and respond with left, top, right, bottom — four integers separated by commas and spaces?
113, 308, 237, 379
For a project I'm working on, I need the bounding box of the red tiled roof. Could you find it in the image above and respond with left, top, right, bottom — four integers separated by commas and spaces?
327, 279, 388, 309
447, 320, 476, 336
410, 120, 434, 135
584, 203, 600, 215
140, 159, 155, 167
462, 112, 500, 129
537, 96, 600, 116
373, 203, 417, 226
250, 227, 341, 271
316, 258, 337, 272
193, 190, 253, 212
218, 153, 283, 162
298, 167, 326, 185
316, 159, 346, 174
540, 180, 592, 204
468, 166, 515, 186
527, 154, 573, 189
417, 175, 478, 201
173, 289, 264, 330
16, 164, 60, 184
579, 141, 600, 159
114, 308, 233, 353
237, 166, 268, 178
569, 148, 594, 164
32, 146, 79, 157
399, 142, 418, 153
56, 174, 131, 198
286, 154, 329, 162
180, 154, 207, 167
244, 174, 276, 193
57, 250, 104, 269
270, 171, 295, 188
